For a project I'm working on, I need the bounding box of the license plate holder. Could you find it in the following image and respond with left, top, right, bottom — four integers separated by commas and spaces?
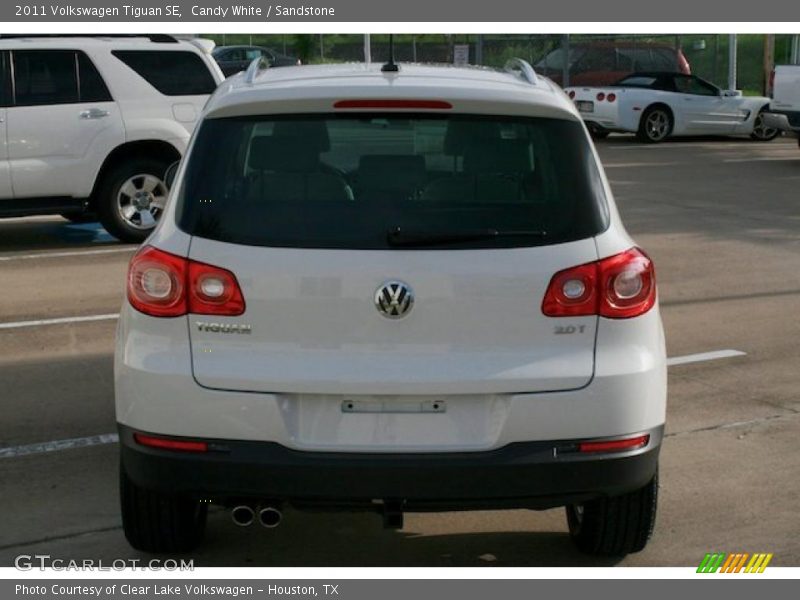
341, 399, 447, 414
577, 100, 594, 113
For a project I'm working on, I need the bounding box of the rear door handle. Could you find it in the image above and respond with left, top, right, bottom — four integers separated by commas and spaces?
80, 108, 110, 120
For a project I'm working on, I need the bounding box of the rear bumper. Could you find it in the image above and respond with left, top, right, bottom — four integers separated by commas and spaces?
763, 111, 800, 137
119, 424, 662, 511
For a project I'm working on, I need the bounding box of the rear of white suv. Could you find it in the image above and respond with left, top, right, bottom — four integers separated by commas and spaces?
115, 62, 666, 557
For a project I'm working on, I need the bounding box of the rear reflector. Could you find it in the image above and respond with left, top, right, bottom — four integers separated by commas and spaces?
134, 433, 208, 453
333, 99, 452, 109
579, 435, 650, 454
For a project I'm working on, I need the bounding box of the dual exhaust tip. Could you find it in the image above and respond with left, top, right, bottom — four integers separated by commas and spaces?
231, 504, 282, 528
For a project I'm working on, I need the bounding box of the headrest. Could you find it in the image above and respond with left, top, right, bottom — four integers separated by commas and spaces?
248, 136, 319, 172
271, 121, 330, 152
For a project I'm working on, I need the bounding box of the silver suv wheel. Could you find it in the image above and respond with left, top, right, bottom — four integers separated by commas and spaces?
116, 173, 168, 230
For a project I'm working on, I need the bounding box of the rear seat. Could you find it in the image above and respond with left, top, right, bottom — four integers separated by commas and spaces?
422, 137, 536, 203
245, 136, 353, 204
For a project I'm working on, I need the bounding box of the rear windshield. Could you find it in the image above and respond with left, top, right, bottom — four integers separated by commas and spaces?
176, 114, 608, 249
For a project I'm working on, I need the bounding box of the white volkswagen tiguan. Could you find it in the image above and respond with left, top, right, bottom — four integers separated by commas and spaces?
116, 59, 667, 557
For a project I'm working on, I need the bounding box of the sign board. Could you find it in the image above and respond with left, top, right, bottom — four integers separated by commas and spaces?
453, 44, 470, 66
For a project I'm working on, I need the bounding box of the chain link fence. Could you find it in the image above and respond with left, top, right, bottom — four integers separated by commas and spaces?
206, 34, 800, 96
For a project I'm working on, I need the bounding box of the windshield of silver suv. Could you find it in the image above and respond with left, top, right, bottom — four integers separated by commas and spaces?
176, 114, 608, 249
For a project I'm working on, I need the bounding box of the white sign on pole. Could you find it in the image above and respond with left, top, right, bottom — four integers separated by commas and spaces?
453, 44, 469, 66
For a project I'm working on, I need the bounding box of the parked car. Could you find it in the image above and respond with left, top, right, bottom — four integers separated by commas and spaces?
212, 45, 300, 77
117, 59, 666, 556
536, 41, 691, 87
566, 72, 778, 143
763, 65, 800, 146
0, 35, 224, 242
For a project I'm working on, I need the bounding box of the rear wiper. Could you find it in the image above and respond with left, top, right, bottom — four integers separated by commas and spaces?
387, 226, 547, 247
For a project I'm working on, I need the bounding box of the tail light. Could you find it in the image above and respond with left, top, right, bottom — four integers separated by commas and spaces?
568, 90, 576, 99
128, 246, 245, 318
596, 92, 606, 101
607, 93, 617, 102
542, 248, 656, 319
768, 69, 775, 98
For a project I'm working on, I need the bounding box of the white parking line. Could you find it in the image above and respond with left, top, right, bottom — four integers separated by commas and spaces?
603, 161, 682, 168
0, 247, 136, 262
666, 349, 746, 367
0, 433, 119, 458
723, 156, 799, 163
0, 314, 119, 330
0, 349, 748, 460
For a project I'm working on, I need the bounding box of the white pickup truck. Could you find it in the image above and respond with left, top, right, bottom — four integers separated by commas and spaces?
764, 65, 800, 144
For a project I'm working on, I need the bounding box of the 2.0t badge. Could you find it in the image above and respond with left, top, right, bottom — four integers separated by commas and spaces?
374, 280, 414, 319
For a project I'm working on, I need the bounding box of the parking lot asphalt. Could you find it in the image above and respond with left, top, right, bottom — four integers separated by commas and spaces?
1, 136, 799, 567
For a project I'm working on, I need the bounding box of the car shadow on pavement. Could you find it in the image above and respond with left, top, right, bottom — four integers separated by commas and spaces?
178, 508, 624, 567
0, 217, 118, 252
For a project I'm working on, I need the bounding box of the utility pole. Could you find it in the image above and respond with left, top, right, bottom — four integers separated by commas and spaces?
364, 34, 371, 65
561, 34, 570, 88
728, 34, 737, 91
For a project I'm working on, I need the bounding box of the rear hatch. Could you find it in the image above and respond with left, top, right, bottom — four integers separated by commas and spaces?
178, 112, 608, 396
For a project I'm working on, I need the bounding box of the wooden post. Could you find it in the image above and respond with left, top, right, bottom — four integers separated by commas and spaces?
763, 34, 775, 95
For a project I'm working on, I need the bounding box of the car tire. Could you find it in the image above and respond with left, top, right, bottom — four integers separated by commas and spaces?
750, 110, 779, 142
566, 471, 658, 556
588, 125, 610, 140
97, 158, 171, 243
637, 106, 672, 143
120, 465, 207, 553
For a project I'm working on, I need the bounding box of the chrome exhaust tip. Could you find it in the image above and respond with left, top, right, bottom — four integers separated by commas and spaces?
231, 505, 255, 527
258, 506, 282, 528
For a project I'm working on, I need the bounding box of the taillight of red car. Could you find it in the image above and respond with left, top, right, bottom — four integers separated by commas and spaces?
542, 248, 656, 319
127, 246, 245, 318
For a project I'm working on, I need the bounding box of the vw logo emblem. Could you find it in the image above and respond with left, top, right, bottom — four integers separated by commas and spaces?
374, 280, 414, 319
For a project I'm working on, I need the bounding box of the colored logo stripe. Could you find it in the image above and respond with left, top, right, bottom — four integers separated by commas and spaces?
697, 553, 726, 573
744, 553, 773, 573
697, 552, 773, 573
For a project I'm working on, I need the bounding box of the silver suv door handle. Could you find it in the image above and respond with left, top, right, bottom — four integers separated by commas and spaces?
80, 108, 110, 120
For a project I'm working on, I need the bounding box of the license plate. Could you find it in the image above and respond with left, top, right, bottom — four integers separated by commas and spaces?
577, 100, 594, 113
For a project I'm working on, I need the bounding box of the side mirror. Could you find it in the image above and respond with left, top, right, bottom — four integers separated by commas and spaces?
164, 161, 180, 189
722, 89, 743, 97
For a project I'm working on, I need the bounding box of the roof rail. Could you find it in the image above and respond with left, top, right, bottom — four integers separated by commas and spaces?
504, 58, 539, 85
244, 56, 270, 84
0, 34, 178, 43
